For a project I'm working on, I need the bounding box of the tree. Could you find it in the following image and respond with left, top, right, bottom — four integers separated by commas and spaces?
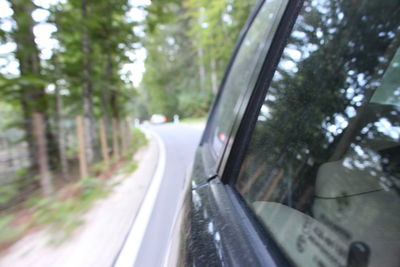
9, 0, 53, 195
141, 0, 256, 118
51, 0, 137, 161
80, 0, 95, 163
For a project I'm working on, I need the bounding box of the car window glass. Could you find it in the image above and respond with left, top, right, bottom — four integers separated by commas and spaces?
235, 0, 400, 266
207, 0, 288, 160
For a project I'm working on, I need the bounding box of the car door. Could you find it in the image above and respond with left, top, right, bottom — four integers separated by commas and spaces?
166, 0, 400, 266
182, 0, 298, 266
183, 0, 400, 267
230, 0, 400, 265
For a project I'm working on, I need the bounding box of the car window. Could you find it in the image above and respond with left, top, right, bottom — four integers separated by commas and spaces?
206, 0, 288, 161
235, 0, 400, 267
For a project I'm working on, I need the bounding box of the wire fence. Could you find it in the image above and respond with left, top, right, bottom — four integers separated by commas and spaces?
0, 113, 135, 211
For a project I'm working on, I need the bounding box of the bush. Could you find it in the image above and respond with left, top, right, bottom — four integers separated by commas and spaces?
178, 90, 213, 118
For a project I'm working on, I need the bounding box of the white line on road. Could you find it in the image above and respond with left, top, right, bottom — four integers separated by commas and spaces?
114, 128, 166, 267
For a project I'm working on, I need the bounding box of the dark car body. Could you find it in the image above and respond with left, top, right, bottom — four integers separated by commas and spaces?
163, 0, 400, 266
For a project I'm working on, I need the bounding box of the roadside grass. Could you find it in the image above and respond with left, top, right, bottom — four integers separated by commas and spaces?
180, 117, 207, 123
120, 162, 138, 175
25, 177, 109, 245
0, 127, 148, 249
131, 127, 148, 150
0, 215, 26, 249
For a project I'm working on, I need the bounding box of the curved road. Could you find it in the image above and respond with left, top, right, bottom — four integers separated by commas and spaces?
115, 122, 204, 267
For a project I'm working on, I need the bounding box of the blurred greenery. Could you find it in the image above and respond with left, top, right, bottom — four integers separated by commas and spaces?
0, 214, 27, 247
120, 162, 138, 175
180, 117, 207, 124
0, 128, 147, 246
139, 0, 256, 120
0, 0, 253, 199
0, 0, 254, 248
131, 128, 148, 151
0, 184, 19, 206
29, 177, 108, 244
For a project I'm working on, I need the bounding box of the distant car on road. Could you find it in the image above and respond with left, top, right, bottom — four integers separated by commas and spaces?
150, 114, 167, 124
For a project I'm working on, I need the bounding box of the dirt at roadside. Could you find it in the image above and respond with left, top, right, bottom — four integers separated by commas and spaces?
0, 137, 159, 267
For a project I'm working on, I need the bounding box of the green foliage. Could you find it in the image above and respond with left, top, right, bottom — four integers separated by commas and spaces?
120, 162, 138, 175
0, 168, 30, 206
50, 0, 138, 118
77, 177, 107, 202
0, 0, 258, 245
178, 90, 213, 118
30, 177, 109, 243
0, 214, 27, 246
0, 183, 19, 205
131, 128, 148, 151
0, 176, 108, 246
0, 0, 141, 211
141, 0, 257, 118
180, 117, 207, 124
90, 161, 106, 174
0, 0, 151, 247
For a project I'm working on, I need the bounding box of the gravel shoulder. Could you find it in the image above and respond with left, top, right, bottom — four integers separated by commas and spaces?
0, 135, 159, 267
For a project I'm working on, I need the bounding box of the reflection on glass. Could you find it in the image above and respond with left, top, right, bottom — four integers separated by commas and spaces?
207, 0, 288, 158
236, 0, 400, 266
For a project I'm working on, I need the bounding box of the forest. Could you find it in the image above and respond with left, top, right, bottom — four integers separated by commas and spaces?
139, 0, 256, 119
0, 0, 255, 244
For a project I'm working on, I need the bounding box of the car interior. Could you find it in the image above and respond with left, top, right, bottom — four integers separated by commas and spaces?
249, 48, 400, 267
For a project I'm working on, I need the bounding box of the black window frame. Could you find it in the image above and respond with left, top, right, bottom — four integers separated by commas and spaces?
210, 1, 400, 265
204, 0, 304, 261
191, 1, 308, 265
199, 0, 296, 179
207, 0, 305, 264
218, 0, 304, 185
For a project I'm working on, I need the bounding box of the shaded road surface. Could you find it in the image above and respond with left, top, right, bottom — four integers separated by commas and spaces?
116, 122, 204, 267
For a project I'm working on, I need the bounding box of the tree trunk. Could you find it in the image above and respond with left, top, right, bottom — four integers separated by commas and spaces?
20, 94, 36, 170
107, 52, 121, 158
10, 0, 57, 184
210, 58, 218, 94
76, 115, 88, 179
197, 46, 206, 91
101, 57, 112, 133
81, 0, 95, 163
108, 54, 120, 121
32, 113, 53, 197
99, 117, 110, 167
101, 2, 113, 131
55, 75, 69, 181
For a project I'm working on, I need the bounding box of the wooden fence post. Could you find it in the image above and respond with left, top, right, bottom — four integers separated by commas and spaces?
76, 115, 88, 179
125, 117, 132, 149
55, 84, 69, 181
32, 113, 53, 197
112, 118, 120, 159
5, 140, 13, 168
99, 118, 110, 167
120, 119, 127, 156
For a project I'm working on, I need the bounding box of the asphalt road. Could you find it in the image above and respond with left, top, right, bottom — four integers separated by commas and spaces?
134, 123, 204, 267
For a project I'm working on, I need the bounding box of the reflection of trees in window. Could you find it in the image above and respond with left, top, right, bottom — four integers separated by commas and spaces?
237, 0, 400, 209
209, 0, 288, 155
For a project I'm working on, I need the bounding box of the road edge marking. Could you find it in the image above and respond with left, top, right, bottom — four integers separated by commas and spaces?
161, 160, 194, 267
114, 127, 166, 267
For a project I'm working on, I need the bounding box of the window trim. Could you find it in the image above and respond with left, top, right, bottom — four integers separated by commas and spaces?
200, 0, 265, 146
199, 0, 275, 177
201, 178, 294, 266
219, 0, 305, 185
225, 183, 296, 266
